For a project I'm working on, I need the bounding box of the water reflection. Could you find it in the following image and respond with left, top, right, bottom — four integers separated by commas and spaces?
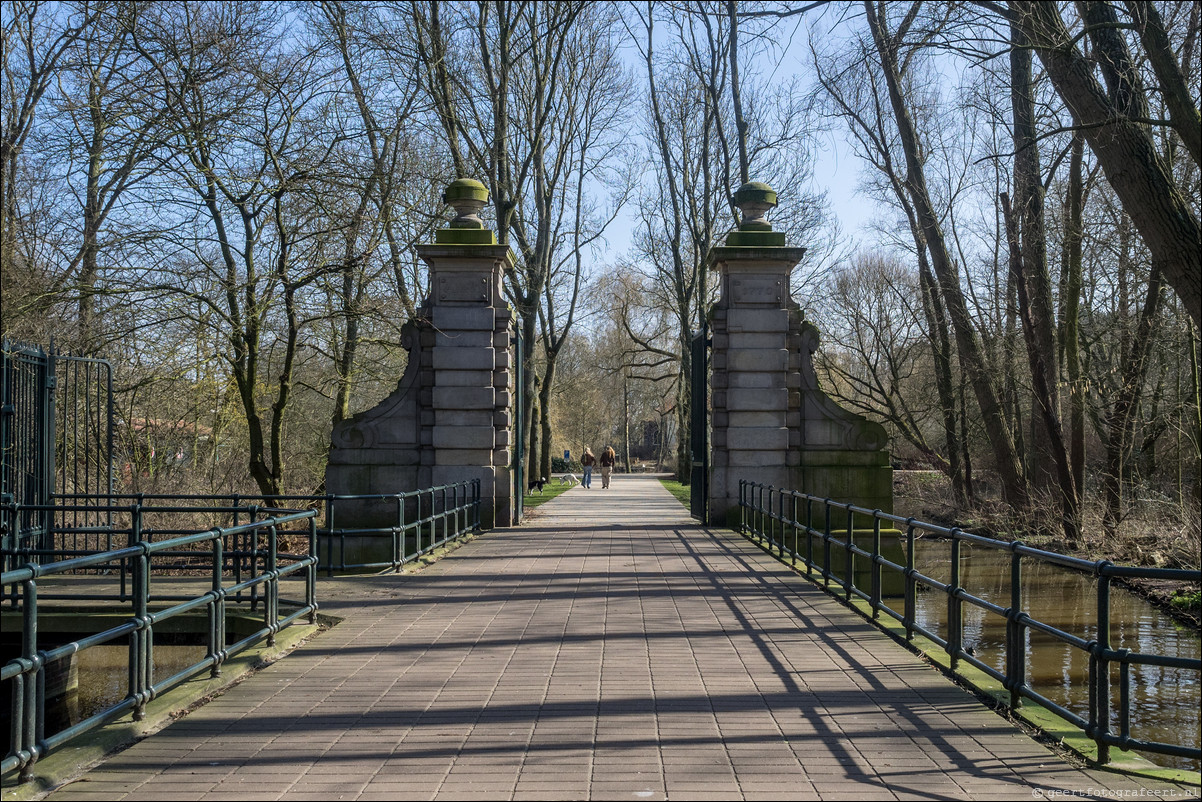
887, 541, 1201, 770
75, 645, 209, 721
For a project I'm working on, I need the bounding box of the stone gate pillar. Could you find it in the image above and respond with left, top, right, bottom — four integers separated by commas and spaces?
417, 181, 516, 529
325, 180, 515, 565
707, 182, 893, 528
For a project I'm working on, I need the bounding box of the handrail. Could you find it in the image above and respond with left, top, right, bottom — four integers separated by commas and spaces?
737, 480, 1201, 768
43, 480, 482, 576
1, 479, 484, 785
1, 505, 318, 783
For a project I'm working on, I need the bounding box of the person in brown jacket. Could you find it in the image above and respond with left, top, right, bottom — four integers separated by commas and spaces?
599, 446, 616, 489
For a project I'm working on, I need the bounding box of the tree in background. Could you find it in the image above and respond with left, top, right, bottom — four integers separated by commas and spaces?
0, 0, 1196, 563
809, 0, 1198, 552
628, 0, 832, 482
413, 0, 630, 487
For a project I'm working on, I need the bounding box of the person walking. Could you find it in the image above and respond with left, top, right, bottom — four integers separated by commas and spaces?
599, 445, 616, 489
581, 448, 596, 489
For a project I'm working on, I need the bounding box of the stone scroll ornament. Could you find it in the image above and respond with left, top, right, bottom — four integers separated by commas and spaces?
329, 320, 422, 453
795, 321, 889, 453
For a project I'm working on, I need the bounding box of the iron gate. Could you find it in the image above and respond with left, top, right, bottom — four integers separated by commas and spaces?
1, 340, 114, 564
689, 328, 708, 523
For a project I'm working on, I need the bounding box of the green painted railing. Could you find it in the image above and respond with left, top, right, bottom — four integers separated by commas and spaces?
737, 480, 1201, 768
314, 481, 481, 574
24, 480, 480, 578
1, 502, 318, 783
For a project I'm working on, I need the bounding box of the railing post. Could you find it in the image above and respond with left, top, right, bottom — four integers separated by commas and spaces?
765, 486, 774, 550
307, 516, 318, 624
760, 484, 767, 542
131, 502, 150, 720
790, 493, 798, 567
949, 531, 962, 670
843, 506, 854, 601
266, 523, 278, 646
764, 486, 771, 548
749, 483, 755, 538
399, 491, 408, 564
323, 494, 334, 576
473, 479, 481, 532
394, 493, 404, 570
1008, 542, 1025, 709
870, 513, 882, 618
753, 482, 758, 538
776, 489, 786, 559
822, 502, 832, 588
804, 497, 814, 576
442, 485, 448, 544
246, 505, 259, 610
747, 482, 754, 537
428, 487, 435, 551
904, 521, 916, 642
210, 527, 224, 677
1094, 563, 1113, 765
19, 576, 38, 782
455, 482, 464, 536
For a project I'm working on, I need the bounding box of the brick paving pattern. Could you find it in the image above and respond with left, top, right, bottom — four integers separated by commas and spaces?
43, 475, 1200, 801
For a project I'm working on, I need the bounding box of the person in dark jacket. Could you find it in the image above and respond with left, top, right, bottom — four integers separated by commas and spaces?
599, 446, 616, 489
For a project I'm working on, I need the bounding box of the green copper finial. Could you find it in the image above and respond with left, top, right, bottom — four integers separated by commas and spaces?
726, 181, 785, 246
437, 178, 496, 244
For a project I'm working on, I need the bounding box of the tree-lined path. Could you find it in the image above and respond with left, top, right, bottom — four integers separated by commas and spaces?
44, 476, 1194, 801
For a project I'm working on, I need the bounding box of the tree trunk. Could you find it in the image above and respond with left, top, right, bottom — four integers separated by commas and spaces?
1012, 0, 1201, 325
1003, 192, 1079, 543
1059, 134, 1087, 510
1007, 25, 1078, 542
915, 230, 963, 502
866, 0, 1027, 506
1103, 266, 1164, 534
539, 358, 556, 481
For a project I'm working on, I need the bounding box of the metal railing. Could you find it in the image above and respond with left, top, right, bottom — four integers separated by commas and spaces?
1, 501, 318, 782
737, 480, 1202, 767
312, 481, 482, 573
14, 480, 480, 579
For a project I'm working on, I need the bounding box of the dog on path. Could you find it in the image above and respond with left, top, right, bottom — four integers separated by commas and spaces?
559, 473, 579, 487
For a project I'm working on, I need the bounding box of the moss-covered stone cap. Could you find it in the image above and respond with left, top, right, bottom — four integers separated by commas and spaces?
726, 181, 783, 246
440, 178, 494, 242
733, 181, 777, 216
436, 228, 497, 245
707, 244, 807, 269
443, 178, 489, 204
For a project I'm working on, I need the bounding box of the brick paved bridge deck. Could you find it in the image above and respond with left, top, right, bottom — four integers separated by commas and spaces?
42, 476, 1199, 801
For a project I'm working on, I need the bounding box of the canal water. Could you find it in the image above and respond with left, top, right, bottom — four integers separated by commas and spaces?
887, 539, 1200, 770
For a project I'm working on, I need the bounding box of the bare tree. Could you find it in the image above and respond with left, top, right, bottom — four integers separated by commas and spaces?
414, 0, 633, 484
312, 0, 439, 427
1, 0, 100, 337
1003, 15, 1078, 542
810, 12, 968, 501
1008, 0, 1201, 325
863, 0, 1029, 506
629, 0, 829, 481
128, 1, 343, 495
